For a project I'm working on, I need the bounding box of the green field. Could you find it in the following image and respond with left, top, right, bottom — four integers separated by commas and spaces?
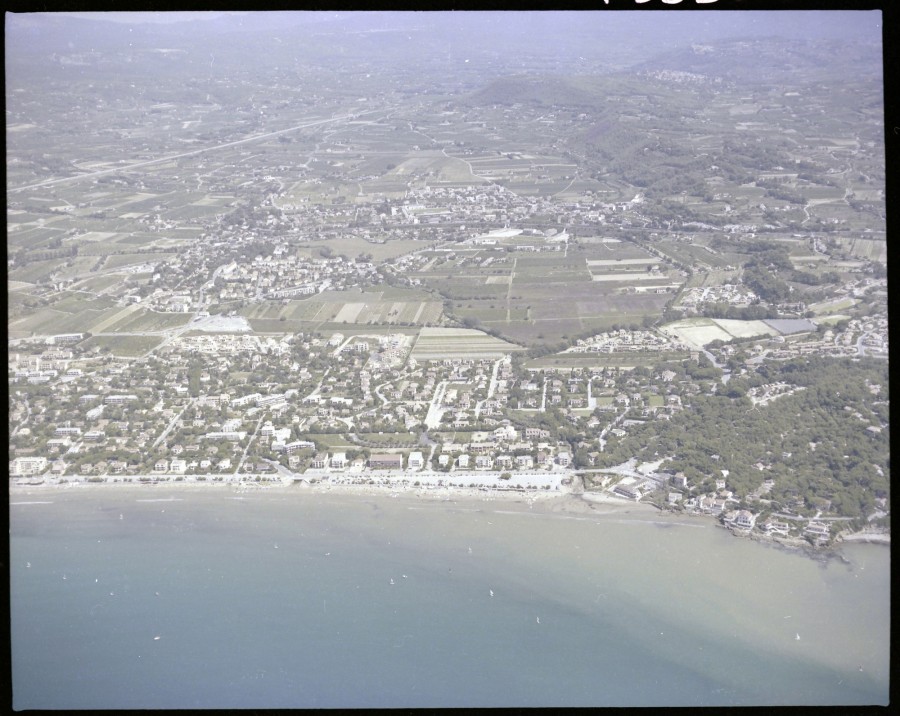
242, 294, 442, 327
81, 334, 163, 356
8, 292, 123, 336
410, 327, 524, 360
299, 434, 356, 449
102, 309, 192, 333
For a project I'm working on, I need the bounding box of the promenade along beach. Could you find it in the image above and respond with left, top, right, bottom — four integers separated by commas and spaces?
10, 483, 889, 709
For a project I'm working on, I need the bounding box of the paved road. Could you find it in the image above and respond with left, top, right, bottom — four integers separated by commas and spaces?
10, 110, 377, 193
151, 398, 196, 450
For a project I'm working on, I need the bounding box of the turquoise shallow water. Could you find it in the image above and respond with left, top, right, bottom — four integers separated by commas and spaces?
10, 488, 890, 708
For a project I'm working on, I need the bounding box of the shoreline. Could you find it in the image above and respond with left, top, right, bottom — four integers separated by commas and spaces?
9, 480, 887, 557
7, 477, 663, 521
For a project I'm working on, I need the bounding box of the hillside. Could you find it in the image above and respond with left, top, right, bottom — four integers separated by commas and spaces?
633, 37, 883, 85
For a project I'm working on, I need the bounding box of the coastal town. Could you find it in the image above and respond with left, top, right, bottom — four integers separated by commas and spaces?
8, 13, 893, 715
9, 244, 888, 549
8, 15, 889, 552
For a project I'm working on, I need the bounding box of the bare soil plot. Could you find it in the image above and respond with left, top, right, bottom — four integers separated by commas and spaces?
710, 319, 780, 339
334, 302, 367, 323
661, 318, 733, 348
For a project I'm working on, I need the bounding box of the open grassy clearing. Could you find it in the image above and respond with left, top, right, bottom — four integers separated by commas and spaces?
299, 434, 356, 449
808, 297, 859, 315
357, 432, 420, 446
81, 334, 163, 356
48, 291, 119, 313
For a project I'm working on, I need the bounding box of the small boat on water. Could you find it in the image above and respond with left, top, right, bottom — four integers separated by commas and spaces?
489, 589, 494, 597
795, 633, 801, 641
390, 578, 395, 585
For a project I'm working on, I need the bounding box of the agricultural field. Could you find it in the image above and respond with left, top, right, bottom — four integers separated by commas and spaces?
410, 327, 524, 360
100, 309, 192, 334
808, 297, 859, 316
241, 290, 443, 330
384, 152, 484, 184
69, 274, 127, 293
524, 350, 690, 371
80, 334, 163, 356
8, 291, 122, 338
652, 241, 731, 269
309, 237, 425, 261
414, 240, 679, 346
833, 237, 887, 263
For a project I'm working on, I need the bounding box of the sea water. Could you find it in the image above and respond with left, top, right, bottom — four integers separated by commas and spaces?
10, 488, 890, 709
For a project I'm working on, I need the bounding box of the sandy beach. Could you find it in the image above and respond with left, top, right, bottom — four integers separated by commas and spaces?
9, 476, 660, 521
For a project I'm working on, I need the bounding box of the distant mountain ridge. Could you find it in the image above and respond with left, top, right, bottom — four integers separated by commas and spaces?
462, 34, 882, 110
633, 37, 883, 84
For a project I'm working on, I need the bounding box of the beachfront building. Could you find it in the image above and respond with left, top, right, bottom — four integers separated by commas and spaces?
763, 519, 791, 535
369, 453, 403, 470
408, 451, 424, 469
515, 455, 534, 469
805, 521, 830, 538
10, 456, 48, 476
613, 482, 642, 500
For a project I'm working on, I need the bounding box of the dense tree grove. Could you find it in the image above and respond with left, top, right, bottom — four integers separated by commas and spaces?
596, 357, 889, 518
